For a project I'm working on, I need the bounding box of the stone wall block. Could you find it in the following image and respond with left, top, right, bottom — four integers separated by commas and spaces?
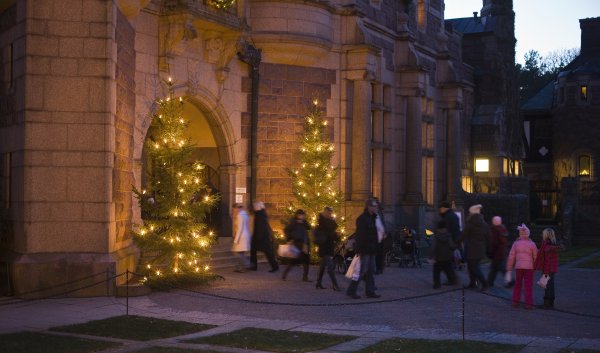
52, 0, 83, 22
26, 35, 58, 57
134, 32, 158, 55
304, 83, 331, 100
44, 77, 89, 112
269, 178, 291, 193
25, 75, 45, 110
268, 153, 293, 167
287, 66, 329, 83
81, 152, 108, 167
26, 19, 48, 35
26, 57, 50, 75
52, 151, 83, 166
26, 123, 68, 150
283, 81, 303, 97
67, 167, 108, 202
260, 63, 287, 80
26, 222, 107, 252
89, 78, 108, 111
82, 0, 108, 22
59, 37, 84, 57
83, 202, 109, 222
30, 0, 53, 19
78, 59, 108, 77
67, 124, 104, 151
90, 23, 111, 38
49, 202, 84, 221
51, 58, 78, 76
83, 38, 108, 58
48, 21, 90, 37
26, 202, 52, 222
26, 150, 53, 166
27, 166, 68, 202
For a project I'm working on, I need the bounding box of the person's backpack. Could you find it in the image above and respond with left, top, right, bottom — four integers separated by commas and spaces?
313, 228, 327, 245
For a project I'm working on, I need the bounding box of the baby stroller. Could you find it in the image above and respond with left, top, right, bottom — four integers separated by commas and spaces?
398, 227, 421, 268
333, 233, 356, 274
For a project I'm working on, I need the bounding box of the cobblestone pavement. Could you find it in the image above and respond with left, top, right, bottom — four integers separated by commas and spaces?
1, 254, 599, 353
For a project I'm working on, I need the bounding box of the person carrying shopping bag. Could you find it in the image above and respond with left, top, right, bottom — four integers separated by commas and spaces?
534, 228, 561, 309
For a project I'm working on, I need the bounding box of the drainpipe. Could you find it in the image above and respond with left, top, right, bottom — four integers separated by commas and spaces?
237, 43, 261, 204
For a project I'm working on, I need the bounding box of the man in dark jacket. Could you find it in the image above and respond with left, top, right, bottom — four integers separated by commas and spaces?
315, 206, 340, 290
282, 209, 311, 281
346, 198, 381, 299
430, 221, 458, 289
248, 201, 279, 273
439, 201, 461, 242
460, 204, 491, 291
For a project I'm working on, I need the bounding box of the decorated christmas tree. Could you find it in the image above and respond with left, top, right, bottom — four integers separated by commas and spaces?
287, 99, 345, 233
132, 79, 219, 287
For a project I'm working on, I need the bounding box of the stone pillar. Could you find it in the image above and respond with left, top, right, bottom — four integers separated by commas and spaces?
351, 78, 373, 201
446, 108, 462, 202
405, 96, 423, 203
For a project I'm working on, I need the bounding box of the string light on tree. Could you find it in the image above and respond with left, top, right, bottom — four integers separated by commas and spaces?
132, 76, 220, 287
287, 98, 345, 232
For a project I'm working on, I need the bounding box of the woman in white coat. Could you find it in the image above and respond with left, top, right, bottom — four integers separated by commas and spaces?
232, 203, 252, 272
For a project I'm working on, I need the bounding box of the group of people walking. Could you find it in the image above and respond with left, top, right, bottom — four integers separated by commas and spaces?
431, 201, 561, 309
233, 199, 562, 308
231, 198, 386, 299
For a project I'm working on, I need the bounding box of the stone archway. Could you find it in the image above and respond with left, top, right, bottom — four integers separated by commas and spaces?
133, 87, 239, 238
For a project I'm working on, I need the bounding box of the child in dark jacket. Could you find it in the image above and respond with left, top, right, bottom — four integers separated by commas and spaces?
431, 221, 458, 289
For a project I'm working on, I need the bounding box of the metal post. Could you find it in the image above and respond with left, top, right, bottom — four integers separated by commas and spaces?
237, 42, 262, 203
462, 286, 465, 341
126, 270, 129, 316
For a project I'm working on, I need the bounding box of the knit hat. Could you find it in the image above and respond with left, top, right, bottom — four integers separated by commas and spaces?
469, 204, 482, 214
517, 223, 530, 237
492, 216, 502, 226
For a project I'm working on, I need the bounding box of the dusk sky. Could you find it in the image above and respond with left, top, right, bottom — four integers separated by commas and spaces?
444, 0, 600, 64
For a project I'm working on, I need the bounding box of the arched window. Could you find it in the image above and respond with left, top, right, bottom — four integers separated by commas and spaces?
578, 155, 592, 177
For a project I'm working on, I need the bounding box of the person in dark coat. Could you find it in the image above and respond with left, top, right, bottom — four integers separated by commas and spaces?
487, 216, 509, 287
430, 221, 458, 289
248, 201, 279, 273
460, 204, 490, 291
374, 198, 388, 274
439, 201, 463, 269
315, 206, 340, 290
346, 198, 381, 299
282, 209, 312, 281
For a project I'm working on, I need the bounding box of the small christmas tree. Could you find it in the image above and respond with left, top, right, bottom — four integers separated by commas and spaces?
287, 99, 345, 233
132, 79, 219, 287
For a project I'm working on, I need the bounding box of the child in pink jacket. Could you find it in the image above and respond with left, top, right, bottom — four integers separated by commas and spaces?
506, 224, 538, 309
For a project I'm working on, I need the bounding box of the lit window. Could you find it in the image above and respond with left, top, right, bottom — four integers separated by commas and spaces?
503, 158, 509, 175
581, 85, 587, 101
475, 158, 489, 173
579, 155, 591, 177
462, 176, 473, 193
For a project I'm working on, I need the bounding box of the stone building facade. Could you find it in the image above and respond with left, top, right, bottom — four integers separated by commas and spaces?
0, 0, 482, 297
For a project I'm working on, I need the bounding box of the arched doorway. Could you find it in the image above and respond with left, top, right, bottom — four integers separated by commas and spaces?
138, 94, 238, 239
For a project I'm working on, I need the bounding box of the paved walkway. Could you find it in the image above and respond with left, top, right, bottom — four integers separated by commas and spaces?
2, 254, 600, 353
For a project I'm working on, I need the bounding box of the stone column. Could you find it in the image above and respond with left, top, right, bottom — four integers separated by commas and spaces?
351, 78, 373, 201
446, 108, 462, 201
405, 96, 423, 203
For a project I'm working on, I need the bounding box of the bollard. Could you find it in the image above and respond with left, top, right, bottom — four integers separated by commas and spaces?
126, 270, 129, 316
462, 286, 465, 341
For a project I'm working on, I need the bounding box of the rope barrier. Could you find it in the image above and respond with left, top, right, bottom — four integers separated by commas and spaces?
1, 270, 599, 321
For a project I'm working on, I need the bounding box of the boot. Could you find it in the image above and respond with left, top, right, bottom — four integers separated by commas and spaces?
539, 298, 554, 309
346, 280, 360, 299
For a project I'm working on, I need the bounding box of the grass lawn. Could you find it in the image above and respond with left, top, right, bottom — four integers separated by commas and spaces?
0, 331, 121, 353
356, 338, 523, 353
50, 315, 216, 341
575, 254, 600, 269
185, 327, 356, 353
133, 347, 226, 353
559, 246, 600, 265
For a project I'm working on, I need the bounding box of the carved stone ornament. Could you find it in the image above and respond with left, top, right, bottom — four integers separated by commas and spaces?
115, 0, 151, 18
